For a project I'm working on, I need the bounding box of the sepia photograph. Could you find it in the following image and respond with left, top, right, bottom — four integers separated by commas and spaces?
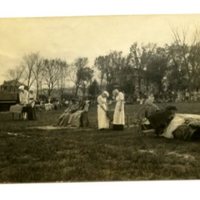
1, 14, 200, 184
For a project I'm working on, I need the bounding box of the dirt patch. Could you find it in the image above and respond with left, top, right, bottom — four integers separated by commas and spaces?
27, 125, 94, 132
166, 151, 195, 161
138, 149, 156, 154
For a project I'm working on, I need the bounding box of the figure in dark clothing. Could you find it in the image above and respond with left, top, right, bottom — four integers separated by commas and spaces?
147, 105, 177, 136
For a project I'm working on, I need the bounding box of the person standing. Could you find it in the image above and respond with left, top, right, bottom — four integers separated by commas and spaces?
112, 89, 125, 130
80, 100, 90, 128
18, 85, 29, 120
97, 91, 110, 130
28, 87, 37, 120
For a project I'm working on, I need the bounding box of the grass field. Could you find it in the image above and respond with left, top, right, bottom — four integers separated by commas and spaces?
1, 103, 200, 183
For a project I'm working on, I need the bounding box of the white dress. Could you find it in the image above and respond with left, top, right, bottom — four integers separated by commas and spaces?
113, 92, 125, 125
28, 92, 36, 107
97, 95, 109, 129
161, 113, 200, 139
19, 90, 29, 105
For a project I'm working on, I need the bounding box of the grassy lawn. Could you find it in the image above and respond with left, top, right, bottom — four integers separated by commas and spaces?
0, 103, 200, 183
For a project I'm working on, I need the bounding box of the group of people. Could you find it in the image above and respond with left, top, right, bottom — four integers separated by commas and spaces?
97, 89, 125, 131
16, 83, 200, 140
57, 99, 90, 128
18, 85, 36, 120
56, 88, 125, 130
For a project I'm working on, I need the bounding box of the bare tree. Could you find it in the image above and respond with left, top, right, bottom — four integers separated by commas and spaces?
56, 59, 68, 99
94, 55, 109, 89
74, 57, 89, 96
20, 53, 42, 90
7, 65, 24, 82
42, 58, 60, 98
129, 43, 156, 95
170, 27, 200, 92
31, 54, 43, 98
95, 51, 126, 91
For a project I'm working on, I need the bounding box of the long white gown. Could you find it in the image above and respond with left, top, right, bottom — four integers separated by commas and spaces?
97, 95, 109, 129
19, 90, 29, 105
161, 113, 200, 139
113, 92, 125, 125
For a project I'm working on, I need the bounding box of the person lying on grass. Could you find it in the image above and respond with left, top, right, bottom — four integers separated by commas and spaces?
162, 113, 200, 140
144, 105, 200, 141
147, 105, 177, 136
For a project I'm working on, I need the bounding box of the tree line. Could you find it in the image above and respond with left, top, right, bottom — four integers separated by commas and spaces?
7, 54, 94, 100
6, 28, 200, 102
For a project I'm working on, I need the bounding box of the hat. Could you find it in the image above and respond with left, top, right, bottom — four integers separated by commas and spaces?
29, 87, 34, 91
112, 89, 119, 95
71, 98, 78, 102
18, 85, 24, 90
165, 105, 177, 111
103, 91, 109, 97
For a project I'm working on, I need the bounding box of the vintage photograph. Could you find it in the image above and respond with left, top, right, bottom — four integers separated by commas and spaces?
1, 14, 200, 183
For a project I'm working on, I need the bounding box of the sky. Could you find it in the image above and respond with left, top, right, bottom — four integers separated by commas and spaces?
0, 14, 200, 84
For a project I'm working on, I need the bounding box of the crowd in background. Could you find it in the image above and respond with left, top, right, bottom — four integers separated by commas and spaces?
133, 90, 200, 105
12, 84, 200, 140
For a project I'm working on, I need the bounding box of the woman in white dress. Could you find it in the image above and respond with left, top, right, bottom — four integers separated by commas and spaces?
112, 89, 125, 130
28, 87, 37, 120
18, 85, 29, 120
97, 91, 110, 130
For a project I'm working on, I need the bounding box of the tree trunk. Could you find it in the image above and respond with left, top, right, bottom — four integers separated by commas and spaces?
99, 72, 104, 90
75, 84, 79, 97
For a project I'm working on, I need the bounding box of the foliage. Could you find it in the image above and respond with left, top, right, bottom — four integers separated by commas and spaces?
74, 57, 93, 96
88, 79, 100, 99
4, 28, 200, 100
42, 58, 68, 98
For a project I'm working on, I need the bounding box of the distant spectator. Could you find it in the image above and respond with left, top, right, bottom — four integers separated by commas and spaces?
27, 87, 37, 120
64, 100, 69, 107
54, 100, 60, 110
18, 85, 29, 120
185, 90, 190, 102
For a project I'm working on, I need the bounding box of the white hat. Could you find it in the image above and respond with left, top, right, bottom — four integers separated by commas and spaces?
103, 91, 109, 97
112, 89, 119, 95
18, 85, 24, 90
29, 87, 34, 91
